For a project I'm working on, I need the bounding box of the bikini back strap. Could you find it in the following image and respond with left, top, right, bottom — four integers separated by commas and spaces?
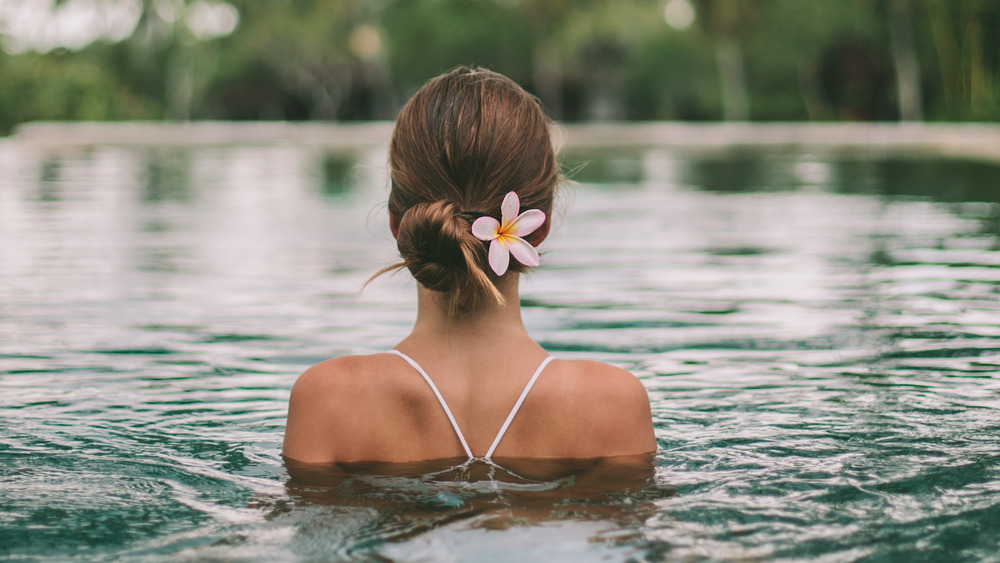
387, 350, 474, 459
484, 355, 555, 460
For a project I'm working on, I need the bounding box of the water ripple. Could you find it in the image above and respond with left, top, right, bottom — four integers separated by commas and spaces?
2, 146, 1000, 560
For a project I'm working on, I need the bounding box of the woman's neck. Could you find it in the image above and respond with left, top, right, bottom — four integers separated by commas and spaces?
400, 276, 538, 358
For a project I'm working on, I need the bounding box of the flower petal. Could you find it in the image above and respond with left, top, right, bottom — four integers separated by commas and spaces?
488, 238, 510, 275
471, 216, 500, 241
500, 191, 520, 225
505, 235, 540, 268
508, 209, 546, 237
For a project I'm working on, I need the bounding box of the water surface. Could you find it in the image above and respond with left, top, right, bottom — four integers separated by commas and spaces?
1, 141, 999, 561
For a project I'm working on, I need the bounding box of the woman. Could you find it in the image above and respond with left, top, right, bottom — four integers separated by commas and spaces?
283, 68, 656, 465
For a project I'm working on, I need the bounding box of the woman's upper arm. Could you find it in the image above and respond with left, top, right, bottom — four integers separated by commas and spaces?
619, 368, 657, 453
283, 361, 350, 463
590, 363, 657, 455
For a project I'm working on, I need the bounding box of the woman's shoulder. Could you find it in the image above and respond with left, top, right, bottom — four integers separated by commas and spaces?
293, 354, 370, 386
291, 353, 399, 392
284, 353, 404, 463
553, 359, 649, 403
534, 358, 656, 457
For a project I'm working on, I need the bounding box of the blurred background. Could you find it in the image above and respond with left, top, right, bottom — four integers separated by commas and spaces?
0, 0, 998, 135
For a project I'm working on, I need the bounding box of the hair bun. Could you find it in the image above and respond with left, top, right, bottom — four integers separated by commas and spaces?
396, 201, 470, 292
394, 200, 503, 314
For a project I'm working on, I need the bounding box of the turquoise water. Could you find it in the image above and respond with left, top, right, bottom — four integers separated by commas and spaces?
1, 141, 999, 561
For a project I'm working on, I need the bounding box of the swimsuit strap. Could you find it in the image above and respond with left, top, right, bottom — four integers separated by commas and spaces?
387, 349, 473, 458
484, 355, 555, 459
388, 350, 555, 460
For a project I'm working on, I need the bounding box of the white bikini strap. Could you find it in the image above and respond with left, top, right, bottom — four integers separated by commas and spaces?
484, 355, 555, 460
387, 350, 474, 459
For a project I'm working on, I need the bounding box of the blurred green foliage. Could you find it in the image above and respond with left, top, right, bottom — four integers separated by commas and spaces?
0, 0, 998, 135
0, 49, 158, 128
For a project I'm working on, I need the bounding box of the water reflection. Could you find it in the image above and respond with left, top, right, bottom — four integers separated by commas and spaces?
564, 148, 1000, 206
321, 153, 360, 196
833, 157, 1000, 204
141, 150, 192, 203
38, 158, 62, 202
683, 151, 775, 192
560, 150, 646, 185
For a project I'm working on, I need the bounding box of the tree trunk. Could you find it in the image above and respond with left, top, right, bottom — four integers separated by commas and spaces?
533, 50, 563, 120
716, 35, 748, 121
926, 1, 960, 116
889, 0, 922, 121
967, 5, 989, 119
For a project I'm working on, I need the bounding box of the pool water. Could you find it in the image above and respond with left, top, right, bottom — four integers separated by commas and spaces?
1, 140, 999, 561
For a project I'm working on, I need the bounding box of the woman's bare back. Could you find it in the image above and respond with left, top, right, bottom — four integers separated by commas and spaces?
282, 351, 656, 464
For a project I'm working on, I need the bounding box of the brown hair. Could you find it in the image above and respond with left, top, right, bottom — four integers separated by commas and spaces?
377, 67, 558, 315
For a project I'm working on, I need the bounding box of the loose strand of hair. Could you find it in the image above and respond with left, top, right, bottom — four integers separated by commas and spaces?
363, 261, 407, 291
461, 241, 505, 308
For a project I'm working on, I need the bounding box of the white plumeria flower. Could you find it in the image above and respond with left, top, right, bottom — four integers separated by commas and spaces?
471, 191, 546, 276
